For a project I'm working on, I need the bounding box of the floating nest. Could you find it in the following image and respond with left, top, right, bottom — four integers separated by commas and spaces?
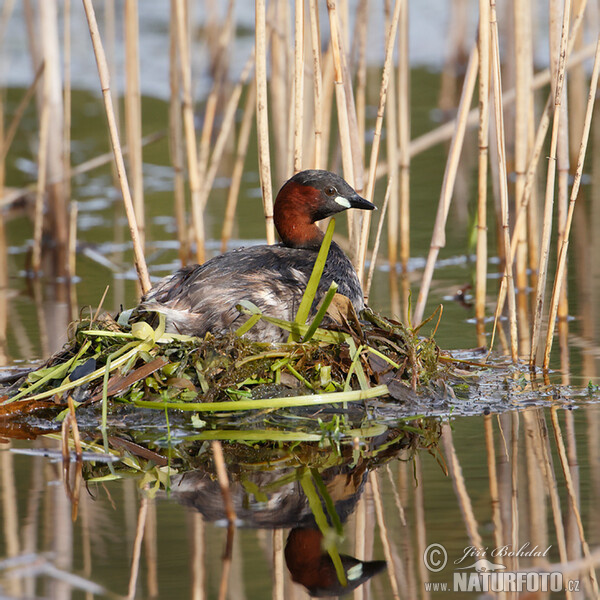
0, 295, 462, 443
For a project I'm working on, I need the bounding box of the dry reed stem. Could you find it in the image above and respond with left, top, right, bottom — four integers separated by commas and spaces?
441, 423, 484, 549
82, 0, 151, 293
0, 0, 16, 43
512, 0, 533, 357
68, 202, 78, 321
124, 0, 145, 248
327, 1, 355, 187
293, 0, 304, 172
31, 91, 49, 274
128, 495, 148, 600
490, 0, 518, 362
550, 407, 600, 593
68, 201, 77, 280
198, 0, 234, 188
356, 0, 401, 282
211, 441, 236, 525
365, 175, 394, 302
0, 440, 21, 581
369, 471, 401, 600
255, 0, 275, 245
144, 500, 159, 597
62, 0, 71, 207
384, 1, 399, 273
174, 0, 206, 265
413, 44, 478, 325
486, 95, 552, 354
270, 0, 289, 184
191, 513, 206, 600
68, 131, 164, 181
221, 80, 256, 252
489, 3, 587, 358
272, 529, 285, 600
475, 2, 490, 343
353, 494, 366, 599
413, 455, 430, 600
484, 415, 505, 552
168, 2, 189, 265
354, 0, 369, 148
199, 54, 255, 210
533, 412, 571, 591
510, 413, 519, 572
0, 64, 44, 164
529, 0, 572, 367
374, 41, 597, 180
398, 0, 410, 272
543, 36, 600, 369
308, 0, 323, 169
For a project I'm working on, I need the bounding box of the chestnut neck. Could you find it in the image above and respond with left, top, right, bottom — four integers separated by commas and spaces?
273, 181, 325, 249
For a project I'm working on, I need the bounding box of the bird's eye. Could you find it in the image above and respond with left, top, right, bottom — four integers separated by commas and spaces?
325, 186, 336, 196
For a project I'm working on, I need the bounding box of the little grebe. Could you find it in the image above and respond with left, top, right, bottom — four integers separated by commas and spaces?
138, 170, 375, 342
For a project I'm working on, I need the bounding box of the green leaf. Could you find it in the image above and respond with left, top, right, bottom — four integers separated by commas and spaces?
289, 218, 336, 342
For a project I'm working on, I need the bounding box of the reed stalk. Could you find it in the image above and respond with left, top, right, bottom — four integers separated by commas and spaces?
273, 529, 285, 600
190, 513, 206, 600
551, 0, 573, 376
82, 0, 151, 293
529, 0, 572, 367
124, 0, 145, 248
384, 2, 399, 273
327, 0, 365, 261
255, 0, 275, 244
484, 416, 505, 553
0, 63, 44, 163
410, 457, 429, 599
62, 0, 72, 208
143, 500, 158, 597
0, 0, 16, 43
221, 80, 256, 252
200, 55, 254, 212
413, 44, 478, 325
270, 0, 289, 184
550, 407, 600, 593
490, 0, 518, 362
40, 0, 68, 279
198, 1, 234, 190
441, 423, 484, 549
173, 0, 205, 265
369, 471, 401, 600
534, 412, 571, 580
475, 2, 490, 345
326, 1, 355, 187
168, 1, 189, 265
512, 0, 534, 356
354, 0, 369, 148
543, 36, 600, 369
68, 201, 78, 319
398, 0, 410, 274
293, 0, 304, 172
31, 72, 50, 274
308, 0, 323, 169
357, 0, 401, 283
373, 40, 598, 178
365, 176, 394, 302
510, 413, 520, 572
128, 495, 148, 599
